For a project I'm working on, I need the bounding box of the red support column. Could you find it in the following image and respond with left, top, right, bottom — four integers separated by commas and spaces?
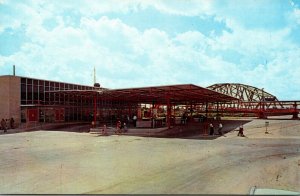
166, 95, 171, 129
205, 101, 208, 118
93, 94, 97, 128
292, 101, 299, 119
129, 104, 132, 117
151, 101, 154, 128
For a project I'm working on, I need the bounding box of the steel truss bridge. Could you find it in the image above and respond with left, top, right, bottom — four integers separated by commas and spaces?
202, 83, 299, 119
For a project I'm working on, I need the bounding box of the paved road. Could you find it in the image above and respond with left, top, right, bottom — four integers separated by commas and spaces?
0, 126, 299, 194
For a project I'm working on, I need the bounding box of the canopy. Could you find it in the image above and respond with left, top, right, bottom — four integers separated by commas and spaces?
47, 84, 238, 105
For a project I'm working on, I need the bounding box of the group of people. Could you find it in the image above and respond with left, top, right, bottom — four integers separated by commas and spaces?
209, 122, 224, 136
208, 122, 245, 137
101, 124, 108, 136
237, 125, 245, 137
97, 115, 138, 136
117, 115, 137, 128
1, 118, 15, 133
115, 120, 128, 134
99, 121, 129, 136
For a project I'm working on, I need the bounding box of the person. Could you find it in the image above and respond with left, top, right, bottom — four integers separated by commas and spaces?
237, 125, 245, 137
209, 123, 214, 135
115, 120, 121, 134
120, 121, 124, 130
123, 123, 128, 133
102, 124, 108, 136
126, 115, 130, 127
133, 115, 137, 127
218, 123, 223, 135
1, 119, 7, 133
10, 117, 15, 129
181, 112, 188, 125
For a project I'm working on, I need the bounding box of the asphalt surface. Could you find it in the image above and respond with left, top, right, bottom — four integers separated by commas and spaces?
0, 119, 299, 194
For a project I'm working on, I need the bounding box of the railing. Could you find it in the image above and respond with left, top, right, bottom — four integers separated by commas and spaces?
196, 101, 300, 118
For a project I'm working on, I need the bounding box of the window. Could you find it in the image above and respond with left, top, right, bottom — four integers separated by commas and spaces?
60, 83, 64, 90
33, 80, 38, 86
27, 84, 33, 104
45, 93, 50, 105
21, 78, 26, 84
55, 82, 59, 90
33, 85, 39, 102
21, 84, 26, 101
21, 84, 27, 104
39, 80, 44, 86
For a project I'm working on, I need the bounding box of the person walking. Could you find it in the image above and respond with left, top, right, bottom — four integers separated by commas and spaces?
133, 115, 137, 127
218, 123, 223, 135
1, 119, 7, 133
237, 125, 245, 137
102, 124, 108, 136
10, 117, 15, 129
123, 123, 128, 133
116, 120, 121, 134
209, 123, 214, 135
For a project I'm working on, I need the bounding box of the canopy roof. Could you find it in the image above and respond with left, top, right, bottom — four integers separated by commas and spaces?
47, 84, 238, 105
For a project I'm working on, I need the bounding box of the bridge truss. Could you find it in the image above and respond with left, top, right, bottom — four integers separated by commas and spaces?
199, 83, 300, 119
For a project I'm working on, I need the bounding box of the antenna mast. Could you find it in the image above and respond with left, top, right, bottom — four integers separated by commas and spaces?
93, 66, 96, 84
93, 66, 101, 88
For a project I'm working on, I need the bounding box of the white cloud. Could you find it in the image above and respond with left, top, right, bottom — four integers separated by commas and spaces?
78, 0, 146, 15
143, 0, 214, 16
214, 20, 292, 55
138, 28, 171, 59
1, 11, 298, 99
293, 8, 300, 24
1, 0, 300, 100
80, 17, 140, 54
0, 0, 215, 34
11, 0, 213, 20
48, 0, 215, 17
175, 31, 213, 51
244, 50, 300, 100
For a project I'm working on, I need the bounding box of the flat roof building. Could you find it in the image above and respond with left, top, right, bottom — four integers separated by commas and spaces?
0, 75, 237, 129
0, 75, 98, 127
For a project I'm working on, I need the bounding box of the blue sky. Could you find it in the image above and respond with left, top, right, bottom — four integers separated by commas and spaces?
0, 0, 300, 100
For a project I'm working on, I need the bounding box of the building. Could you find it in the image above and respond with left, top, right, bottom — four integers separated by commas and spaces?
0, 75, 237, 128
0, 75, 98, 127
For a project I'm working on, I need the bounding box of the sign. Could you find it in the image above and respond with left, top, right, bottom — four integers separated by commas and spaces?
265, 121, 269, 134
265, 121, 269, 126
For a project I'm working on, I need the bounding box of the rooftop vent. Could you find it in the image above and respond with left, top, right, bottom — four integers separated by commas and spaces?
94, 83, 101, 88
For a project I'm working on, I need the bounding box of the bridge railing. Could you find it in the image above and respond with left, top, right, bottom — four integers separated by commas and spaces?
194, 101, 300, 118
